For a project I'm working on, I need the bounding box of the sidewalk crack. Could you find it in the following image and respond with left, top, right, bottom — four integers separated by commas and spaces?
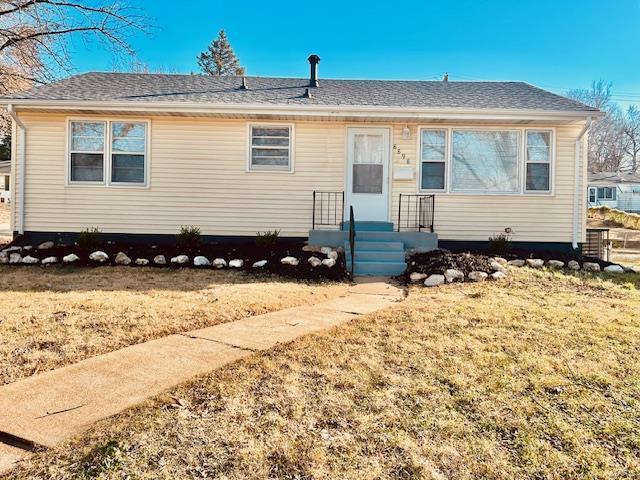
178, 333, 258, 352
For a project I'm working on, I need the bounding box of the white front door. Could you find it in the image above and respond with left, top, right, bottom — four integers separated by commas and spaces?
345, 127, 390, 221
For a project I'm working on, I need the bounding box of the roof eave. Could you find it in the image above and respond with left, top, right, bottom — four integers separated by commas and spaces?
0, 99, 603, 121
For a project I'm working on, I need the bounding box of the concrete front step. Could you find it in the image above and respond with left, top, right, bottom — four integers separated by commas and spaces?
340, 221, 394, 232
347, 240, 405, 251
346, 249, 406, 263
352, 260, 407, 276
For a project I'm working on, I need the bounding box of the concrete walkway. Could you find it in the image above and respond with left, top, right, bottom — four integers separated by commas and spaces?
0, 278, 404, 474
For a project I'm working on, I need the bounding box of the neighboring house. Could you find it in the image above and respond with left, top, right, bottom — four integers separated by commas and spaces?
587, 171, 640, 213
0, 160, 10, 203
0, 56, 601, 272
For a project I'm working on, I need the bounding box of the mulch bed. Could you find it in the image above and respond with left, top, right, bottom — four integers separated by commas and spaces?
403, 249, 494, 281
2, 241, 348, 281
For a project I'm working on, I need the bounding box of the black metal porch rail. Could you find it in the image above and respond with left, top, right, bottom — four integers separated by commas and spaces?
397, 194, 435, 232
348, 206, 356, 275
583, 228, 610, 261
312, 191, 344, 230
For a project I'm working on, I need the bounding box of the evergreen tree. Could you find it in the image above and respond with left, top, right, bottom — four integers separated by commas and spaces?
197, 30, 245, 76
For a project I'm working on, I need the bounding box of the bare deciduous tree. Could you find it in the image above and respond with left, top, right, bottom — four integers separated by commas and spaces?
567, 80, 629, 173
622, 105, 640, 173
0, 0, 148, 135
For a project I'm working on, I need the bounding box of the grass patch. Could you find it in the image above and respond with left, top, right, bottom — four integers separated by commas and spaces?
7, 268, 640, 479
0, 266, 346, 385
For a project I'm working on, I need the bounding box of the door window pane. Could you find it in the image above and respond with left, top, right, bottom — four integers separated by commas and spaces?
451, 131, 520, 193
353, 164, 383, 194
354, 134, 383, 164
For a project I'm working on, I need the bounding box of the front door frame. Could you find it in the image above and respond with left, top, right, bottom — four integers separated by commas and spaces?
344, 126, 392, 222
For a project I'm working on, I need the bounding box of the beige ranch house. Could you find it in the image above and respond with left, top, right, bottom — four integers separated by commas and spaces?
1, 56, 601, 274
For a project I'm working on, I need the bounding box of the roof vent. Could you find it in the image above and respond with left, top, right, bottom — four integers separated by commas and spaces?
303, 88, 312, 98
308, 54, 320, 87
240, 76, 248, 90
442, 73, 449, 82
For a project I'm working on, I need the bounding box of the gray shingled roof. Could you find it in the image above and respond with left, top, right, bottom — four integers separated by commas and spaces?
589, 171, 640, 185
1, 72, 597, 113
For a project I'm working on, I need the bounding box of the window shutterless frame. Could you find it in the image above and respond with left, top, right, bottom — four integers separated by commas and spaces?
246, 122, 295, 173
418, 128, 447, 193
65, 118, 151, 188
414, 125, 556, 196
68, 120, 107, 185
524, 129, 554, 194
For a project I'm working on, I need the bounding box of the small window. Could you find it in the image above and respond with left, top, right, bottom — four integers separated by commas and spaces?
111, 122, 146, 184
420, 129, 446, 190
525, 131, 552, 192
249, 125, 292, 171
597, 187, 616, 200
70, 121, 105, 182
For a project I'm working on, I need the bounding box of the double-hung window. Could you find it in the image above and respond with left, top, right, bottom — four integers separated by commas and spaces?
249, 125, 292, 171
69, 120, 148, 186
420, 130, 446, 190
70, 121, 106, 182
525, 131, 552, 192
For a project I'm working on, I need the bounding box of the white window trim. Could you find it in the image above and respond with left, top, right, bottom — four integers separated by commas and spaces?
68, 120, 107, 185
524, 129, 554, 194
66, 117, 151, 188
246, 122, 295, 173
417, 128, 447, 193
416, 125, 556, 196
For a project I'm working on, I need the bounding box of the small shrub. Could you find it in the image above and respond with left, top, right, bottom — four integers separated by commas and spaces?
176, 226, 201, 249
256, 229, 280, 247
488, 229, 513, 255
77, 227, 101, 252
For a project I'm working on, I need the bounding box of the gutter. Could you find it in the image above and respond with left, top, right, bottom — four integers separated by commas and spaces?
7, 104, 26, 234
572, 116, 593, 251
0, 99, 604, 122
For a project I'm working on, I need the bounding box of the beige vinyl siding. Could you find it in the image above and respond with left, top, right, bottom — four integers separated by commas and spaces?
391, 123, 587, 243
15, 113, 587, 243
17, 114, 344, 236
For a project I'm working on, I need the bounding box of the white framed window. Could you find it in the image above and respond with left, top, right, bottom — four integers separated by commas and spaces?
419, 129, 447, 191
451, 130, 521, 194
68, 119, 149, 186
111, 122, 147, 184
597, 187, 616, 200
69, 121, 106, 183
248, 124, 293, 171
525, 130, 552, 192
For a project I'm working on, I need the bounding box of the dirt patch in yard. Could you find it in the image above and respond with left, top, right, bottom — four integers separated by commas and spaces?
7, 268, 639, 479
0, 267, 347, 385
404, 249, 494, 279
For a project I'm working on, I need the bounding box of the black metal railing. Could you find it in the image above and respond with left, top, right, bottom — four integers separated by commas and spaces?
583, 228, 610, 261
312, 191, 344, 230
348, 205, 356, 275
397, 194, 435, 232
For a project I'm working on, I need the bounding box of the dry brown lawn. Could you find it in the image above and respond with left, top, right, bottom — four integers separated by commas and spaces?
7, 267, 640, 479
0, 266, 346, 385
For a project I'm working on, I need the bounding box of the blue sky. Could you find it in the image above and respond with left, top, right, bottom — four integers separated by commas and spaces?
71, 0, 640, 106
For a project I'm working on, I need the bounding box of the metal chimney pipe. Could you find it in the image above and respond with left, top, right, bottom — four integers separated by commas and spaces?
308, 54, 320, 87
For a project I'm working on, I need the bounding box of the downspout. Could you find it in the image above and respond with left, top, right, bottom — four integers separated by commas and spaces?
7, 104, 26, 235
572, 116, 592, 251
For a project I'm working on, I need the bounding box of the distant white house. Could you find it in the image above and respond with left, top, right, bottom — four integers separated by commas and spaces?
588, 172, 640, 213
0, 160, 10, 203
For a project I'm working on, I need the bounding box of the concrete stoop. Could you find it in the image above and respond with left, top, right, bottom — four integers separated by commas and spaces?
0, 278, 404, 474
